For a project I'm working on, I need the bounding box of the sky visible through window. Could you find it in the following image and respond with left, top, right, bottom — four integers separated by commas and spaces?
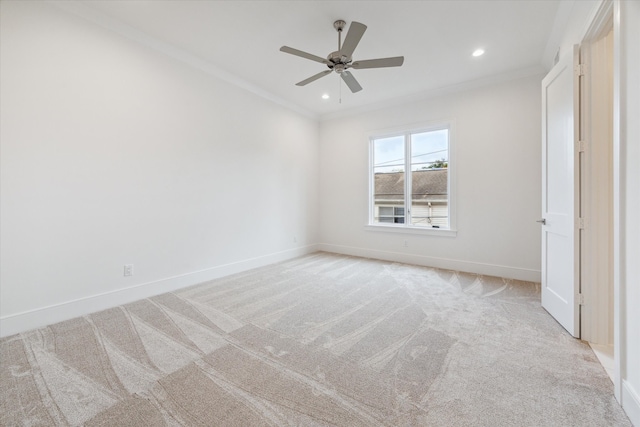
373, 129, 448, 173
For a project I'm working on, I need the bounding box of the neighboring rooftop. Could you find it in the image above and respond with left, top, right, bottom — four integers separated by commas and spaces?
374, 169, 447, 202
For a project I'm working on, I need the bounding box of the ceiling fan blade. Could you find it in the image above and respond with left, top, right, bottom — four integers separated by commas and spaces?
339, 21, 367, 58
351, 56, 405, 69
340, 71, 362, 93
296, 70, 332, 86
280, 46, 330, 65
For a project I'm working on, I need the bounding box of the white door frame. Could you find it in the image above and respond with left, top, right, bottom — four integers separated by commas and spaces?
579, 3, 614, 347
562, 0, 635, 416
580, 0, 623, 404
610, 0, 623, 404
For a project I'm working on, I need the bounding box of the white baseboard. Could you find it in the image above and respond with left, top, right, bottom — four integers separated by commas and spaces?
318, 243, 541, 282
0, 245, 318, 338
622, 380, 640, 427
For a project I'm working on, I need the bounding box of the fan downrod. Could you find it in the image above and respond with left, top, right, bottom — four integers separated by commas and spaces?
328, 19, 350, 71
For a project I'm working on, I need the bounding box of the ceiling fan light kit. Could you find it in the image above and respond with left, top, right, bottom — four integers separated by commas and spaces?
280, 20, 404, 94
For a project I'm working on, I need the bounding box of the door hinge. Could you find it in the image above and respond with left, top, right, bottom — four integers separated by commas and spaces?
576, 217, 586, 229
577, 140, 586, 153
578, 293, 585, 306
575, 63, 586, 77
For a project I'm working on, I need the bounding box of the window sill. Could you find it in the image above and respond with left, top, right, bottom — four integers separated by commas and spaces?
364, 224, 457, 237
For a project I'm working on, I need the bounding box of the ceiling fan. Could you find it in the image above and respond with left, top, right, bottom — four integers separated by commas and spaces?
280, 20, 404, 93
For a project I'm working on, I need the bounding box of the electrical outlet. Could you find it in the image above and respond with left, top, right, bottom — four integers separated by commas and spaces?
124, 264, 134, 277
404, 240, 408, 248
293, 236, 297, 243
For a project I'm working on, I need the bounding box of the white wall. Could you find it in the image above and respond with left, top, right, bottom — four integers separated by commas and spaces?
618, 1, 640, 423
0, 1, 319, 336
318, 75, 542, 281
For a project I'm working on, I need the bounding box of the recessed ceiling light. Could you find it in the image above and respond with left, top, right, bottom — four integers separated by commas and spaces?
322, 93, 330, 100
472, 49, 485, 57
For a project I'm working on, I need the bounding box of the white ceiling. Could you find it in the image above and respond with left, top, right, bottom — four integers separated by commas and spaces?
79, 0, 561, 119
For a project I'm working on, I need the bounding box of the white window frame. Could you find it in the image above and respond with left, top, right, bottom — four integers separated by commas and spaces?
366, 122, 457, 237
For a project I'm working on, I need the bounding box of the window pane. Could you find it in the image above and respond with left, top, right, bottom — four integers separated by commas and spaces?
373, 136, 405, 225
410, 129, 449, 228
379, 206, 393, 216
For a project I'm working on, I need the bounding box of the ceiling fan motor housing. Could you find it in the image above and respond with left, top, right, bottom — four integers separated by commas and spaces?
327, 51, 351, 72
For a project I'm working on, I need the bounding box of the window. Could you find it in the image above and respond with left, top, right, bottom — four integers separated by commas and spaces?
369, 126, 454, 234
378, 206, 405, 223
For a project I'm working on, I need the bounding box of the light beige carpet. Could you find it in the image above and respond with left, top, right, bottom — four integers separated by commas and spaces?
1, 252, 631, 426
